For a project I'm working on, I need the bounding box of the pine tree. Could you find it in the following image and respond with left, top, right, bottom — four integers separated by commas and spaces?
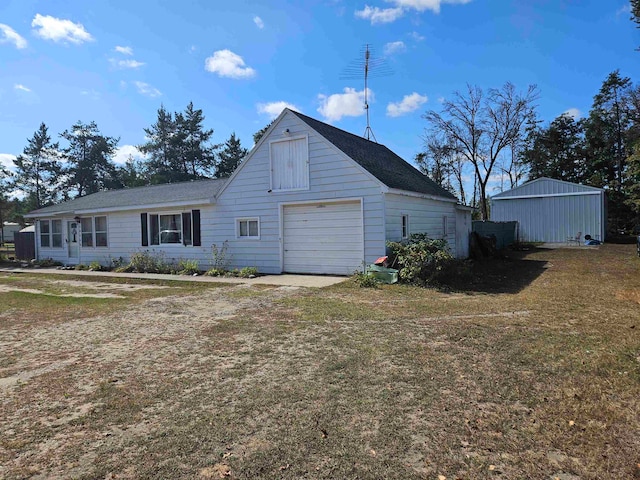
61, 121, 120, 197
12, 123, 63, 209
174, 102, 219, 178
216, 132, 248, 178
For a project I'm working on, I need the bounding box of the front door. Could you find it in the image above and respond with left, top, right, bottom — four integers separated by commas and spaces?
67, 221, 79, 260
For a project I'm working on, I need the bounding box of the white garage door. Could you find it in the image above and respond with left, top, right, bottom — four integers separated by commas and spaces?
283, 200, 363, 275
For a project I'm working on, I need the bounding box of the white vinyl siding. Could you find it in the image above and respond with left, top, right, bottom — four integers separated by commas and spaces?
385, 193, 457, 255
283, 201, 363, 275
270, 136, 309, 191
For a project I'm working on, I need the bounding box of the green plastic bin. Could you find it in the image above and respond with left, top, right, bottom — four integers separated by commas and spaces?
366, 264, 399, 284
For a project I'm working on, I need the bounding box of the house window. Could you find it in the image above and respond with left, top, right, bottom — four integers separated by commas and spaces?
402, 214, 409, 240
51, 220, 62, 248
443, 215, 448, 237
81, 218, 93, 247
81, 216, 108, 247
159, 214, 182, 244
40, 219, 62, 248
270, 137, 309, 191
145, 210, 201, 247
40, 220, 50, 247
95, 216, 108, 247
237, 218, 260, 239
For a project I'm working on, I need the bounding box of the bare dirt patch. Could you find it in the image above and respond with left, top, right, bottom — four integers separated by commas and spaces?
1, 246, 639, 479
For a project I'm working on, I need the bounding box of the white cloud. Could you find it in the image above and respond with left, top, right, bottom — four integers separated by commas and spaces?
14, 84, 31, 92
253, 16, 265, 29
0, 153, 16, 171
113, 145, 145, 165
110, 58, 145, 69
257, 101, 301, 119
204, 49, 256, 79
617, 4, 631, 15
355, 5, 404, 24
114, 45, 133, 55
383, 41, 406, 56
31, 14, 93, 44
437, 96, 445, 103
0, 23, 28, 49
386, 92, 428, 117
356, 0, 471, 24
80, 89, 100, 99
409, 31, 425, 42
562, 108, 581, 120
317, 87, 372, 122
394, 0, 472, 13
134, 81, 162, 98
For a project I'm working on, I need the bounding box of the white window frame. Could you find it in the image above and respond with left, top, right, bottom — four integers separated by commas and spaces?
269, 135, 310, 193
157, 212, 183, 246
401, 214, 409, 240
80, 216, 109, 248
236, 217, 260, 240
39, 219, 63, 249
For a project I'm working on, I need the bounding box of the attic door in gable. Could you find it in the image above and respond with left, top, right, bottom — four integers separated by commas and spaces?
270, 137, 309, 191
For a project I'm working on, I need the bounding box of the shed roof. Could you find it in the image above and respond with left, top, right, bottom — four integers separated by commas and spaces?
291, 110, 457, 200
492, 177, 604, 200
26, 178, 227, 217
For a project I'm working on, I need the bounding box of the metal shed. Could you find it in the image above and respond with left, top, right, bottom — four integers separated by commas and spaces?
490, 178, 606, 243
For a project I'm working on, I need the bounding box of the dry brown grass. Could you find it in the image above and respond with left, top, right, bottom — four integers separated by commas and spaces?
1, 245, 639, 479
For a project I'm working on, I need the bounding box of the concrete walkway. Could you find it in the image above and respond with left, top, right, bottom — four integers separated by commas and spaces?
0, 267, 347, 288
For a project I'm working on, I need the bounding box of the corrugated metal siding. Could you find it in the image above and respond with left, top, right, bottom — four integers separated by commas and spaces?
491, 193, 605, 243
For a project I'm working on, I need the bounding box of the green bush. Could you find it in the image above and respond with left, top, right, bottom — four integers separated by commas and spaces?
128, 250, 172, 273
211, 241, 231, 271
36, 258, 63, 267
89, 261, 102, 271
386, 233, 463, 286
237, 266, 258, 278
204, 267, 226, 277
75, 264, 88, 271
178, 258, 200, 275
351, 271, 380, 288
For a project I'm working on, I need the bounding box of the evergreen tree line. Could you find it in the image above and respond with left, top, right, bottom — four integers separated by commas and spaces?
418, 70, 640, 231
0, 102, 252, 221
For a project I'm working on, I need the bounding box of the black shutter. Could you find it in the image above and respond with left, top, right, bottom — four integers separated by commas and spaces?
182, 212, 192, 246
150, 214, 159, 245
141, 213, 148, 246
192, 209, 201, 246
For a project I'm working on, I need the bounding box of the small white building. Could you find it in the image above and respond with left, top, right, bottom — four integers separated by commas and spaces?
490, 177, 606, 243
26, 109, 472, 274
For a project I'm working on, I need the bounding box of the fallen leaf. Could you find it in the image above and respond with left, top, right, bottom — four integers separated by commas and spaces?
370, 449, 376, 456
438, 475, 447, 480
279, 464, 290, 471
569, 420, 575, 426
489, 465, 496, 471
222, 452, 233, 459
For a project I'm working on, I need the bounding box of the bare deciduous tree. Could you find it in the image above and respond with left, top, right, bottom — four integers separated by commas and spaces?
423, 82, 538, 219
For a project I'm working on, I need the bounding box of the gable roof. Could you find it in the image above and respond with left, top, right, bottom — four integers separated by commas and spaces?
492, 177, 604, 200
26, 178, 228, 217
290, 110, 457, 200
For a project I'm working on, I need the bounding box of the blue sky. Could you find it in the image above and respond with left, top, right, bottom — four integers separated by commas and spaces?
1, 0, 638, 195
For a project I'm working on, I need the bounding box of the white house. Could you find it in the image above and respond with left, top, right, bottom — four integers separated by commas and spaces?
490, 177, 606, 243
26, 109, 472, 275
1, 222, 22, 243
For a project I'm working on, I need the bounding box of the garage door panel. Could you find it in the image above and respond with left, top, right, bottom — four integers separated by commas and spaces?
283, 201, 363, 275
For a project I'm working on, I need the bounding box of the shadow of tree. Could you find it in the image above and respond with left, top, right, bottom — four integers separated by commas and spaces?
447, 249, 548, 295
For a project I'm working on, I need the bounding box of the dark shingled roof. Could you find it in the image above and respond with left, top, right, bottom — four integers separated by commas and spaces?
27, 178, 228, 216
290, 110, 457, 200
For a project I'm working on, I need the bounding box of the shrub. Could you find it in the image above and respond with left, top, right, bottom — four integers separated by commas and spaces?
211, 241, 231, 271
89, 261, 102, 271
204, 267, 226, 277
237, 266, 258, 278
75, 264, 88, 271
386, 233, 463, 286
36, 258, 63, 267
351, 271, 380, 288
178, 258, 200, 275
128, 250, 171, 273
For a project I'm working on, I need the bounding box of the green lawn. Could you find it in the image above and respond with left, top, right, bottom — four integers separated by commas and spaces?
1, 245, 639, 479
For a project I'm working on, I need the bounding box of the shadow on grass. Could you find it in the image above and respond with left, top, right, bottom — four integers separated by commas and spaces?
450, 249, 548, 295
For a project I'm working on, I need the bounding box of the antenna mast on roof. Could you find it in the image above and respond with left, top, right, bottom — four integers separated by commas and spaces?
340, 44, 392, 143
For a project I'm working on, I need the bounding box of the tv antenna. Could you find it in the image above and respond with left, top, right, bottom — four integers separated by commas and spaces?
341, 44, 392, 142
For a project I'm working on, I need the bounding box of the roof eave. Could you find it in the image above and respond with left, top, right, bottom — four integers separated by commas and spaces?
386, 187, 459, 203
